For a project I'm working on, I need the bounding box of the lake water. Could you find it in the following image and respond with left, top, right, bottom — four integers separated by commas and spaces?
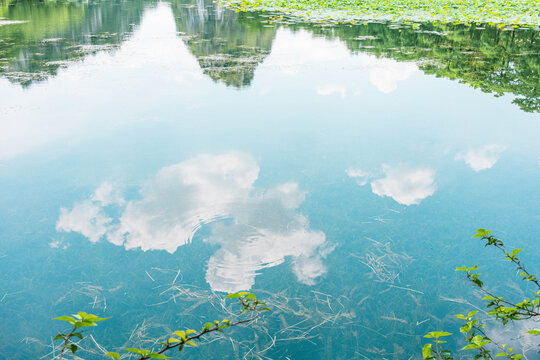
1, 0, 539, 359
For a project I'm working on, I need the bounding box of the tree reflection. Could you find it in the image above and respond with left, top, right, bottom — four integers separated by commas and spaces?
0, 0, 150, 85
170, 0, 276, 87
0, 0, 538, 112
301, 22, 539, 112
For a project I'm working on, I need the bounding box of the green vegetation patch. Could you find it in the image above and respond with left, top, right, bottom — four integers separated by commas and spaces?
223, 0, 540, 27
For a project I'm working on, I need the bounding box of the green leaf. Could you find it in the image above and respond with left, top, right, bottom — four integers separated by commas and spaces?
168, 338, 181, 343
473, 229, 487, 238
65, 344, 78, 354
511, 249, 523, 257
77, 312, 88, 319
53, 334, 65, 341
54, 316, 76, 325
124, 348, 149, 355
186, 341, 197, 347
422, 344, 432, 359
424, 331, 452, 339
186, 329, 197, 335
87, 315, 109, 322
106, 352, 120, 360
473, 229, 492, 238
471, 335, 484, 346
526, 329, 540, 335
74, 320, 97, 328
71, 332, 83, 340
173, 330, 186, 340
148, 353, 171, 359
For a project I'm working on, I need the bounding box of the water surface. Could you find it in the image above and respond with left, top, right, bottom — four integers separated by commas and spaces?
0, 0, 539, 359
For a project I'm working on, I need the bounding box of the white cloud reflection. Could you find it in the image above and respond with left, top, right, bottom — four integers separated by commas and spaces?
315, 84, 347, 97
57, 152, 330, 292
347, 165, 436, 205
345, 167, 372, 186
455, 145, 506, 171
368, 59, 417, 94
56, 200, 113, 244
371, 165, 436, 205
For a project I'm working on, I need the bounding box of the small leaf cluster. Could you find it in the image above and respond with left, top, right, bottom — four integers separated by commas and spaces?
454, 311, 495, 359
53, 312, 109, 357
422, 331, 454, 360
226, 291, 272, 314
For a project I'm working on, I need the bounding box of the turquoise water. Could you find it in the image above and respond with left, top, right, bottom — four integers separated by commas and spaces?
0, 0, 539, 359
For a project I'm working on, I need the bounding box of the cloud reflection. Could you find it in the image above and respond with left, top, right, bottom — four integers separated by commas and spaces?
371, 165, 436, 205
205, 182, 329, 292
368, 59, 417, 94
57, 152, 330, 292
347, 165, 436, 205
455, 145, 506, 171
345, 167, 372, 186
316, 84, 347, 97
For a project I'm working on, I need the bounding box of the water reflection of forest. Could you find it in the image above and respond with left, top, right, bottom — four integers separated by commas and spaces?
0, 0, 538, 112
0, 0, 150, 85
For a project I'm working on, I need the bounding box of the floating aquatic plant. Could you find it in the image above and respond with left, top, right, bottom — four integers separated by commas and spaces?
221, 0, 540, 27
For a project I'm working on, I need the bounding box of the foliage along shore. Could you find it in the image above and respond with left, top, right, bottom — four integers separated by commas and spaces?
221, 0, 540, 27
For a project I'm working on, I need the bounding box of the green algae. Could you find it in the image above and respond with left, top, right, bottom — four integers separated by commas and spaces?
222, 0, 540, 27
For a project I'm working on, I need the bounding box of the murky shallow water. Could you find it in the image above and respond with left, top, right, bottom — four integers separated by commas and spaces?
0, 0, 539, 359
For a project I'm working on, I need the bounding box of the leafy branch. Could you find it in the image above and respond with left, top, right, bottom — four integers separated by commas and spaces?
458, 229, 540, 322
53, 292, 270, 360
423, 229, 540, 360
54, 312, 109, 359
